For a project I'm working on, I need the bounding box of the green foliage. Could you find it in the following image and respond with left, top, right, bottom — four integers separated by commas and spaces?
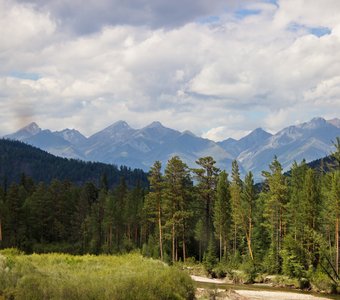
203, 238, 217, 276
0, 252, 195, 300
0, 139, 148, 188
213, 171, 231, 261
2, 139, 340, 291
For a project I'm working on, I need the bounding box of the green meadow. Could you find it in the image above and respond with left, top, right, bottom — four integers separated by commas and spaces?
0, 249, 195, 300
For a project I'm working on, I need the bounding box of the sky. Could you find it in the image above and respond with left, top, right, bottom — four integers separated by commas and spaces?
0, 0, 340, 141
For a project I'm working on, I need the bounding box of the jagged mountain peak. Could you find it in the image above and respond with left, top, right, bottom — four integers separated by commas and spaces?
299, 117, 327, 129
20, 122, 41, 135
5, 121, 41, 140
3, 116, 339, 180
90, 121, 133, 137
145, 121, 164, 128
240, 127, 272, 141
106, 120, 131, 130
54, 128, 87, 146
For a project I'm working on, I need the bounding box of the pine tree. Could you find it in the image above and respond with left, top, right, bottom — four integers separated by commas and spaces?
301, 168, 321, 269
330, 171, 340, 274
193, 156, 219, 254
241, 172, 256, 261
144, 161, 164, 260
262, 156, 288, 273
103, 192, 115, 253
113, 177, 128, 251
213, 171, 231, 261
287, 160, 308, 241
230, 160, 243, 257
163, 156, 193, 262
328, 137, 340, 274
194, 219, 204, 262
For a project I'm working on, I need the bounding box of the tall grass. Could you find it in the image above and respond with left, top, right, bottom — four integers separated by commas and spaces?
0, 249, 194, 300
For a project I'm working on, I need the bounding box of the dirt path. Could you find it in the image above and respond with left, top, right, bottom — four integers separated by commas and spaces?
191, 275, 334, 300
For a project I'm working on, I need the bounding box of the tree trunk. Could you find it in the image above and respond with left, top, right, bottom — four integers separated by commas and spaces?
233, 223, 237, 256
182, 231, 186, 263
246, 232, 254, 261
199, 240, 202, 262
109, 224, 112, 250
172, 222, 175, 263
158, 204, 163, 261
223, 238, 227, 261
219, 231, 222, 261
336, 216, 339, 275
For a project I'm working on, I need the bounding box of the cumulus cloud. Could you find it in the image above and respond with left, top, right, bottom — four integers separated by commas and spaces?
17, 0, 247, 33
0, 0, 339, 140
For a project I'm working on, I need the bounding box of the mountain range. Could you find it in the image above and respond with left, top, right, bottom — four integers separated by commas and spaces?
4, 117, 340, 180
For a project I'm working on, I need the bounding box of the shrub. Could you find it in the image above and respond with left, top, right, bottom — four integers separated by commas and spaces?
240, 259, 257, 283
0, 253, 195, 300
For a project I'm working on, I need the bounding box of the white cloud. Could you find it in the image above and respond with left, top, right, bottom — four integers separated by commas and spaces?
203, 126, 250, 141
0, 0, 339, 140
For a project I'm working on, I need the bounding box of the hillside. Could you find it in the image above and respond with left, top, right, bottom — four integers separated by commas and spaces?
0, 139, 148, 188
4, 117, 340, 180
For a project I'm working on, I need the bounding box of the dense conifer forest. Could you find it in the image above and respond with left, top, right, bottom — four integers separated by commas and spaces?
0, 137, 339, 289
0, 139, 148, 188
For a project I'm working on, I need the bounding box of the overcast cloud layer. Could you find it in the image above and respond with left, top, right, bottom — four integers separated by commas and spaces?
1, 0, 339, 141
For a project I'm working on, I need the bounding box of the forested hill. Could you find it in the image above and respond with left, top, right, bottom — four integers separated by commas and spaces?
0, 139, 148, 188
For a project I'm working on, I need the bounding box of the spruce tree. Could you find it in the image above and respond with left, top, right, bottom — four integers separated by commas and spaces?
241, 172, 256, 261
163, 156, 192, 262
230, 160, 242, 257
193, 156, 219, 254
262, 156, 288, 273
144, 161, 164, 260
213, 171, 231, 261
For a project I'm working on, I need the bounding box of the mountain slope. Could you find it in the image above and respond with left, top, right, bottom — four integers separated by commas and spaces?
238, 118, 340, 178
5, 122, 41, 140
84, 121, 233, 170
3, 117, 339, 180
0, 139, 148, 188
218, 128, 272, 157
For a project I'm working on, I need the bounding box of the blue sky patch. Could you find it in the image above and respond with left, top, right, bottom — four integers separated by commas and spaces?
9, 71, 41, 81
288, 22, 331, 37
235, 8, 261, 19
309, 27, 331, 37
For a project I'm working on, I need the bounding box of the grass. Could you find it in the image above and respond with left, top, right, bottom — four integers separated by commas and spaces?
0, 250, 195, 300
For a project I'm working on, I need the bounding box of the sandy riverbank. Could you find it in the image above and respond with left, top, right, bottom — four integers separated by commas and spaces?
192, 275, 334, 300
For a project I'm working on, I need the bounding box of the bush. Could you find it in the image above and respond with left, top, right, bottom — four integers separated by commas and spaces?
281, 249, 306, 279
0, 253, 195, 300
310, 269, 335, 293
240, 259, 257, 284
203, 238, 217, 276
212, 263, 227, 279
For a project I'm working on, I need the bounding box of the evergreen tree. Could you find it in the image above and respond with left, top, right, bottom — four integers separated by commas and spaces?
194, 219, 204, 262
230, 160, 243, 257
330, 170, 340, 274
213, 171, 231, 261
262, 156, 288, 273
144, 161, 164, 260
241, 172, 256, 261
163, 156, 193, 262
287, 160, 308, 241
193, 156, 219, 254
103, 192, 115, 253
301, 168, 321, 269
113, 177, 128, 251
